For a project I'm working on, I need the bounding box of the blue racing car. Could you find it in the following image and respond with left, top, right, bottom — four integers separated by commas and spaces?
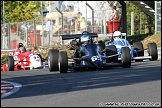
102, 30, 158, 62
48, 31, 131, 73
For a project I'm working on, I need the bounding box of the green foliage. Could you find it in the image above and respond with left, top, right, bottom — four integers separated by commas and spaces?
125, 1, 155, 35
1, 1, 48, 23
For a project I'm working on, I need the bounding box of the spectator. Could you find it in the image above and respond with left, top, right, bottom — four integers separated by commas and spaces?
94, 20, 99, 33
109, 5, 119, 21
2, 25, 8, 49
76, 12, 86, 33
45, 18, 52, 46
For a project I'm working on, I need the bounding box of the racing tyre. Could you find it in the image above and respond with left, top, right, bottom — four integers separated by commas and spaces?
121, 47, 131, 68
105, 45, 118, 63
59, 51, 68, 73
48, 49, 59, 72
6, 56, 14, 71
148, 42, 158, 61
133, 42, 144, 62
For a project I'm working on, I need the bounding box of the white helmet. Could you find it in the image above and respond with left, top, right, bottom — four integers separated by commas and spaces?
80, 34, 90, 43
113, 31, 122, 40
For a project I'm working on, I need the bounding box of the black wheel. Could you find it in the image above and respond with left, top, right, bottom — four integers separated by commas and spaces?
48, 49, 59, 72
59, 51, 68, 73
121, 47, 131, 68
6, 56, 14, 71
105, 45, 118, 63
133, 42, 144, 62
148, 42, 158, 61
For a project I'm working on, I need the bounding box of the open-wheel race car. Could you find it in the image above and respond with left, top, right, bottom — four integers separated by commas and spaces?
48, 31, 131, 73
102, 30, 158, 62
1, 43, 44, 71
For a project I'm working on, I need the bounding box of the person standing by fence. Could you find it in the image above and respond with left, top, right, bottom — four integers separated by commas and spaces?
109, 5, 119, 21
76, 12, 86, 33
2, 25, 9, 49
45, 18, 52, 46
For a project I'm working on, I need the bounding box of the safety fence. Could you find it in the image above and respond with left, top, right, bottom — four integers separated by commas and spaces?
1, 16, 108, 49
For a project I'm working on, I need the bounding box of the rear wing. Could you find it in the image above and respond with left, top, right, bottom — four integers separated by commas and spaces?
61, 33, 98, 40
98, 33, 126, 39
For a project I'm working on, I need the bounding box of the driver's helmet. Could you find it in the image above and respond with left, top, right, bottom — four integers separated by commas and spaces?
113, 31, 122, 40
18, 43, 24, 48
80, 34, 90, 43
18, 43, 26, 53
19, 46, 26, 53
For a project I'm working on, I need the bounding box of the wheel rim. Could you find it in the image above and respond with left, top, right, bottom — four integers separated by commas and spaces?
6, 61, 8, 70
58, 60, 60, 71
48, 57, 50, 69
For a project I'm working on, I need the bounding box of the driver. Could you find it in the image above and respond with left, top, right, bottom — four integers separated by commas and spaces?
112, 31, 132, 56
14, 43, 26, 56
79, 34, 90, 56
80, 34, 90, 44
113, 31, 131, 48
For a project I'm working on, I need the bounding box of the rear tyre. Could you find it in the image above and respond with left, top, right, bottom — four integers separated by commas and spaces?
6, 56, 14, 71
121, 47, 131, 68
148, 42, 158, 61
133, 42, 144, 62
59, 51, 68, 73
105, 45, 118, 63
48, 49, 59, 72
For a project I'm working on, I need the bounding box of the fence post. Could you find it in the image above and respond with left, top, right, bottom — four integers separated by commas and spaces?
86, 2, 94, 33
22, 9, 36, 47
55, 7, 64, 45
2, 16, 10, 49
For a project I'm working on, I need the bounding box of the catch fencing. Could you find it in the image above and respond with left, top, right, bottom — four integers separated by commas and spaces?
1, 16, 106, 49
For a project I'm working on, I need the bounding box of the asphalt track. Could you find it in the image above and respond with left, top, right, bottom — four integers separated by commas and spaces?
1, 56, 161, 107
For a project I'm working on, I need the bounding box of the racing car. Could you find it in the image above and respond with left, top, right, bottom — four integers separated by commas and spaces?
48, 31, 131, 73
1, 43, 44, 71
101, 30, 158, 62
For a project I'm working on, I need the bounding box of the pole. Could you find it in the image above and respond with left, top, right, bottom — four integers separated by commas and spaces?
86, 1, 87, 31
27, 11, 36, 47
85, 2, 94, 32
3, 16, 10, 49
131, 12, 134, 35
41, 1, 44, 46
3, 1, 4, 23
155, 1, 157, 34
55, 7, 64, 45
140, 12, 142, 34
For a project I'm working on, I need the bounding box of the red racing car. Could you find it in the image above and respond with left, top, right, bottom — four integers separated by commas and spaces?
1, 43, 44, 71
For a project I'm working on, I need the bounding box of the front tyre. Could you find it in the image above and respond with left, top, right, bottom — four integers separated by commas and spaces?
148, 42, 158, 61
48, 49, 59, 72
59, 51, 68, 73
6, 56, 15, 71
121, 47, 131, 68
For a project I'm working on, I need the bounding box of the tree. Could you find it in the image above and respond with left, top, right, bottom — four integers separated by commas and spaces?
1, 1, 48, 23
125, 1, 154, 35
